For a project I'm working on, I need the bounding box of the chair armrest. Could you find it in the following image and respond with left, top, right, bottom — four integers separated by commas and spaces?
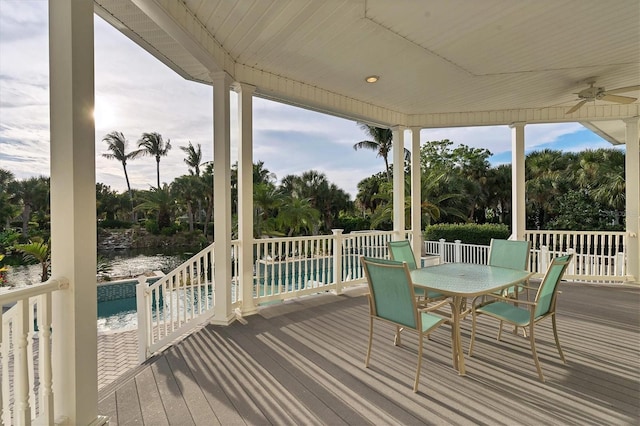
471, 292, 538, 310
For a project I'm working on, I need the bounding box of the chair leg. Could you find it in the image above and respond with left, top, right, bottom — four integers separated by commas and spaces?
365, 316, 373, 368
497, 320, 504, 341
468, 310, 478, 356
413, 333, 424, 393
528, 323, 545, 382
394, 326, 403, 346
552, 314, 566, 364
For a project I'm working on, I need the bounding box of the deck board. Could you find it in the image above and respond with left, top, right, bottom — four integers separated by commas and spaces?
99, 282, 640, 425
134, 366, 169, 426
150, 355, 195, 425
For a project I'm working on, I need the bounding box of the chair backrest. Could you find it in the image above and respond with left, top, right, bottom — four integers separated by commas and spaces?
387, 240, 418, 270
534, 254, 572, 317
360, 256, 418, 330
488, 239, 531, 271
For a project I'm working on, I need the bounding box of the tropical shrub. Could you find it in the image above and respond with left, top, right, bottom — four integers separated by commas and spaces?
424, 223, 510, 245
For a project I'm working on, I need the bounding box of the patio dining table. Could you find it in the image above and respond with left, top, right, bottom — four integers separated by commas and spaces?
410, 263, 533, 376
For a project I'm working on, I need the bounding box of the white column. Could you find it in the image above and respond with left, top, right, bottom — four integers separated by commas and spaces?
624, 117, 639, 283
49, 1, 103, 424
392, 126, 405, 240
211, 72, 234, 324
410, 127, 422, 258
234, 82, 257, 315
510, 122, 526, 240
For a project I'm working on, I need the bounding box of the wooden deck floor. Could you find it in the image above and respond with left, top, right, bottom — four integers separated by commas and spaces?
98, 282, 640, 425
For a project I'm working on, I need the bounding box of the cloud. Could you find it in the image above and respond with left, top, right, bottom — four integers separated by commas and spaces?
0, 2, 47, 43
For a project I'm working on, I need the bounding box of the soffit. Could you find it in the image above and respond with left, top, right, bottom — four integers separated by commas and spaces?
95, 0, 640, 139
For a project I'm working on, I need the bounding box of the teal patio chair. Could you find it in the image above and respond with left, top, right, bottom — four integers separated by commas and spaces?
488, 238, 531, 298
387, 240, 446, 306
361, 256, 446, 392
468, 254, 572, 382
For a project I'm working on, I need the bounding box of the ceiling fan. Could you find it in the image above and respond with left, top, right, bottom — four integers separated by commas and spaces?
566, 80, 640, 114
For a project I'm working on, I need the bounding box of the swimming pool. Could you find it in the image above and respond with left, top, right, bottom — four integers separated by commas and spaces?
97, 276, 162, 332
97, 297, 139, 332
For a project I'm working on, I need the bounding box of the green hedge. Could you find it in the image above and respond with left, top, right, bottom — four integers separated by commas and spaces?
424, 223, 510, 246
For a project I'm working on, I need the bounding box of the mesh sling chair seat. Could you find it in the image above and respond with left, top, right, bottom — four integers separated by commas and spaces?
487, 238, 532, 299
387, 240, 446, 306
361, 256, 447, 392
468, 254, 572, 382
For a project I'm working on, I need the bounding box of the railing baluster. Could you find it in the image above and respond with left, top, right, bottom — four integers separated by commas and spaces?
39, 293, 53, 424
26, 300, 36, 420
15, 299, 31, 425
1, 309, 7, 425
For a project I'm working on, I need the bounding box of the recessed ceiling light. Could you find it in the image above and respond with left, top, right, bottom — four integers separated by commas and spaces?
365, 75, 379, 83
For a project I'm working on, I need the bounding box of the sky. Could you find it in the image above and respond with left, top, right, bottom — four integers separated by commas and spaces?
0, 1, 621, 199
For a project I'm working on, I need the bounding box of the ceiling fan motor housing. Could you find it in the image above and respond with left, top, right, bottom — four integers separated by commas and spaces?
578, 86, 606, 101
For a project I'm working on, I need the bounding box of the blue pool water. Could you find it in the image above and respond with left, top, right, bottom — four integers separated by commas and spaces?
97, 297, 139, 332
97, 276, 162, 332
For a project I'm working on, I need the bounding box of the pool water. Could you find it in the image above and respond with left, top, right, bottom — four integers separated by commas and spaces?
96, 276, 165, 332
97, 297, 138, 332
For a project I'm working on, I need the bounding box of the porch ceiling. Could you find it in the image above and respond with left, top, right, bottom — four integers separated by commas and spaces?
94, 0, 640, 140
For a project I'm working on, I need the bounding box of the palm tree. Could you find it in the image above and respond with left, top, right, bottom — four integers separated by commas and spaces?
369, 172, 464, 229
172, 175, 203, 232
253, 161, 276, 185
525, 149, 568, 229
485, 164, 512, 224
0, 169, 19, 228
102, 132, 142, 211
578, 149, 625, 217
135, 184, 174, 230
96, 183, 122, 222
138, 132, 172, 188
356, 173, 385, 215
180, 141, 203, 176
14, 237, 51, 282
200, 163, 215, 239
353, 124, 410, 181
276, 196, 320, 237
10, 176, 50, 238
253, 182, 284, 237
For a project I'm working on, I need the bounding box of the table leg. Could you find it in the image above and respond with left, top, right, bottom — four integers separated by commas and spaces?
452, 295, 466, 375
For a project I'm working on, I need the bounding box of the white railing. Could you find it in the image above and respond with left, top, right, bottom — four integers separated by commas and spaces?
424, 239, 490, 264
136, 241, 240, 361
0, 277, 69, 425
424, 230, 629, 282
253, 230, 395, 305
137, 230, 399, 360
524, 230, 628, 282
136, 229, 629, 361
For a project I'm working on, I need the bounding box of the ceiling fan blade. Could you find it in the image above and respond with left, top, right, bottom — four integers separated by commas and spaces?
566, 100, 587, 114
601, 94, 637, 104
604, 85, 640, 94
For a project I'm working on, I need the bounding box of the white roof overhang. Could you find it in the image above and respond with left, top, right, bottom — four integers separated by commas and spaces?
94, 0, 640, 143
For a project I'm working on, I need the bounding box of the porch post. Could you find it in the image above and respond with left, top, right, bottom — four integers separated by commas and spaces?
410, 127, 422, 258
211, 71, 235, 324
234, 82, 258, 315
510, 122, 526, 240
392, 126, 405, 240
49, 0, 105, 424
624, 117, 639, 283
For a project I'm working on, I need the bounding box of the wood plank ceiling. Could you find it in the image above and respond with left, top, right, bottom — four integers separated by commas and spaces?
95, 0, 640, 135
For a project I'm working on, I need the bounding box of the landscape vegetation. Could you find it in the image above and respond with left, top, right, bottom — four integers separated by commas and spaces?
0, 124, 627, 286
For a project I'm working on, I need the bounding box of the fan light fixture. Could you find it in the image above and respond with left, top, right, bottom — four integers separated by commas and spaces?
365, 75, 379, 83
